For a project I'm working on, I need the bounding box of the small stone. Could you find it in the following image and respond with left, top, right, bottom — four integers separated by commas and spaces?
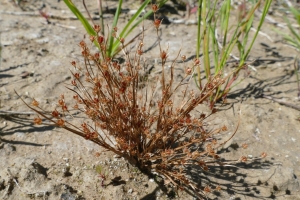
132, 191, 138, 196
127, 188, 133, 194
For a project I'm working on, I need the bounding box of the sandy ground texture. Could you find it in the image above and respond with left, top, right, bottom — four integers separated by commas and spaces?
1, 0, 300, 199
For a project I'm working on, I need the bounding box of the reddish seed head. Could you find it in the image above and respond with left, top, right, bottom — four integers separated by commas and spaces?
160, 50, 167, 60
204, 186, 211, 193
71, 80, 77, 86
62, 105, 68, 112
242, 143, 248, 149
74, 73, 80, 79
137, 49, 143, 55
58, 99, 64, 106
94, 53, 100, 59
119, 38, 125, 44
73, 104, 79, 109
89, 35, 95, 42
240, 156, 247, 162
71, 61, 76, 67
221, 125, 227, 131
56, 119, 65, 126
93, 24, 101, 33
52, 110, 60, 118
73, 95, 78, 100
113, 27, 118, 32
97, 36, 104, 44
154, 19, 161, 29
82, 49, 89, 57
33, 116, 42, 125
32, 99, 39, 107
152, 4, 159, 13
194, 58, 200, 65
261, 152, 267, 158
79, 40, 86, 48
186, 68, 192, 75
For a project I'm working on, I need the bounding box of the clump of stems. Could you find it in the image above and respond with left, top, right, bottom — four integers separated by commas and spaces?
17, 5, 264, 198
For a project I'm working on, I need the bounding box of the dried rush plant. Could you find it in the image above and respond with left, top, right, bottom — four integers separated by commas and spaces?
18, 7, 243, 198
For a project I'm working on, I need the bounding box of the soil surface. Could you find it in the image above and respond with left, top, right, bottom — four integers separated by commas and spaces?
1, 0, 300, 199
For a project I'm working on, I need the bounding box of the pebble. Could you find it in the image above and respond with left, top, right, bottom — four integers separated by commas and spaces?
127, 188, 133, 194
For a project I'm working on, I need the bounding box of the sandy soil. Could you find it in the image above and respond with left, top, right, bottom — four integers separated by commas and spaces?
1, 0, 300, 199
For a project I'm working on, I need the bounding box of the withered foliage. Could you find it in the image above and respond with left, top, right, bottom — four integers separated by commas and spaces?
17, 6, 265, 198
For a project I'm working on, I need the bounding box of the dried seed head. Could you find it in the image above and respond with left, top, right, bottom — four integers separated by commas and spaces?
186, 67, 192, 75
242, 143, 248, 149
52, 110, 60, 118
74, 73, 80, 79
194, 58, 200, 65
56, 119, 65, 127
81, 49, 89, 57
137, 49, 143, 55
94, 52, 100, 60
221, 125, 227, 131
32, 99, 39, 107
204, 186, 211, 193
215, 185, 221, 191
93, 24, 101, 33
73, 103, 79, 109
160, 50, 167, 60
97, 36, 104, 44
113, 27, 118, 32
240, 156, 247, 162
33, 116, 42, 125
79, 40, 86, 48
152, 4, 159, 13
119, 37, 125, 44
71, 61, 76, 67
261, 152, 267, 158
154, 19, 161, 29
181, 55, 186, 61
62, 105, 68, 112
89, 35, 95, 42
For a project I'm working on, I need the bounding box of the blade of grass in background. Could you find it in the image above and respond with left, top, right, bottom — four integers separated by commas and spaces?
64, 0, 96, 36
107, 0, 123, 57
110, 0, 168, 57
64, 0, 167, 57
195, 0, 272, 104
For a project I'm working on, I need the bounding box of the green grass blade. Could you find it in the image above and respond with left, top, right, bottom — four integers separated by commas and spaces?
110, 0, 168, 56
63, 0, 96, 36
239, 0, 272, 67
107, 0, 123, 57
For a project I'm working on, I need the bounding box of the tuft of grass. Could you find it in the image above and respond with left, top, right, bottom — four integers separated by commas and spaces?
17, 3, 267, 198
195, 0, 272, 106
